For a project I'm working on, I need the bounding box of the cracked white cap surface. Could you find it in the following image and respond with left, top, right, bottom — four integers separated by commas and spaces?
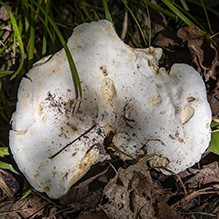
10, 20, 211, 198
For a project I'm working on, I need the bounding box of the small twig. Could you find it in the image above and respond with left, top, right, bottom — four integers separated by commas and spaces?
149, 166, 187, 207
171, 185, 219, 209
0, 209, 29, 215
48, 206, 79, 217
181, 211, 216, 217
109, 163, 118, 174
34, 190, 63, 209
49, 124, 96, 159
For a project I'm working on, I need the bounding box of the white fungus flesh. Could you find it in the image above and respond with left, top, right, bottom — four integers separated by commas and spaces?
9, 20, 211, 199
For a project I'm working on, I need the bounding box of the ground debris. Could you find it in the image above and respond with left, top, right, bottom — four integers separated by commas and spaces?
177, 26, 219, 82
100, 156, 155, 219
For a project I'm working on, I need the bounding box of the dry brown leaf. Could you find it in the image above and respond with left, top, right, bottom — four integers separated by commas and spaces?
100, 156, 155, 219
7, 195, 48, 219
60, 166, 109, 206
156, 202, 184, 219
172, 185, 219, 210
185, 161, 219, 187
177, 26, 219, 81
0, 171, 13, 198
78, 210, 109, 219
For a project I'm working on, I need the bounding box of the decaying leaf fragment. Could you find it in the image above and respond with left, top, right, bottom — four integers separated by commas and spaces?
177, 26, 219, 82
101, 156, 155, 219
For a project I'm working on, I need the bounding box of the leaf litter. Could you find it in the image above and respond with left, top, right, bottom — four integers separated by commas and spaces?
1, 2, 219, 219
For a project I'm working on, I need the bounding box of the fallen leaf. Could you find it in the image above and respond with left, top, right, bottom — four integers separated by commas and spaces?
7, 195, 48, 219
156, 202, 184, 219
101, 156, 155, 219
0, 171, 13, 198
78, 210, 109, 219
177, 26, 219, 81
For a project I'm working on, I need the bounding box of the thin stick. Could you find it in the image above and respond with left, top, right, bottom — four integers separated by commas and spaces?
49, 124, 96, 159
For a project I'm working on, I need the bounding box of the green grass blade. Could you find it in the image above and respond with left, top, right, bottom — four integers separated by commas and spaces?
180, 0, 189, 11
121, 0, 147, 46
174, 3, 208, 34
140, 0, 176, 20
42, 0, 51, 56
21, 179, 32, 199
102, 0, 113, 24
161, 0, 195, 26
128, 31, 143, 48
81, 1, 92, 21
209, 132, 219, 155
200, 0, 212, 33
209, 117, 219, 155
0, 147, 10, 157
0, 161, 19, 175
0, 71, 14, 77
187, 0, 219, 17
143, 0, 151, 46
0, 2, 25, 80
27, 2, 35, 71
0, 86, 11, 119
27, 5, 54, 43
29, 0, 82, 103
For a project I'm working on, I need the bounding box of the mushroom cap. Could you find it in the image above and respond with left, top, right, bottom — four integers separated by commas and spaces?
10, 20, 211, 198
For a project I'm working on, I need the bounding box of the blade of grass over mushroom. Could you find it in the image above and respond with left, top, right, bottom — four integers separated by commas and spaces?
121, 0, 147, 46
161, 0, 195, 26
29, 0, 82, 103
0, 2, 25, 80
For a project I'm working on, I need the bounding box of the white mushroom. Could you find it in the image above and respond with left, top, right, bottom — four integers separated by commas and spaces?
9, 20, 211, 198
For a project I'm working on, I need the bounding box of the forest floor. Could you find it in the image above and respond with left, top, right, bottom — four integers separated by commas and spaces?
0, 2, 219, 218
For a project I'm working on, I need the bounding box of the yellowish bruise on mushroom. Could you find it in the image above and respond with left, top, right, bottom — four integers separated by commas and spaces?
148, 155, 170, 168
104, 123, 117, 135
159, 67, 169, 75
14, 129, 29, 135
69, 148, 100, 186
181, 105, 195, 124
148, 93, 162, 107
100, 78, 117, 101
186, 96, 196, 102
